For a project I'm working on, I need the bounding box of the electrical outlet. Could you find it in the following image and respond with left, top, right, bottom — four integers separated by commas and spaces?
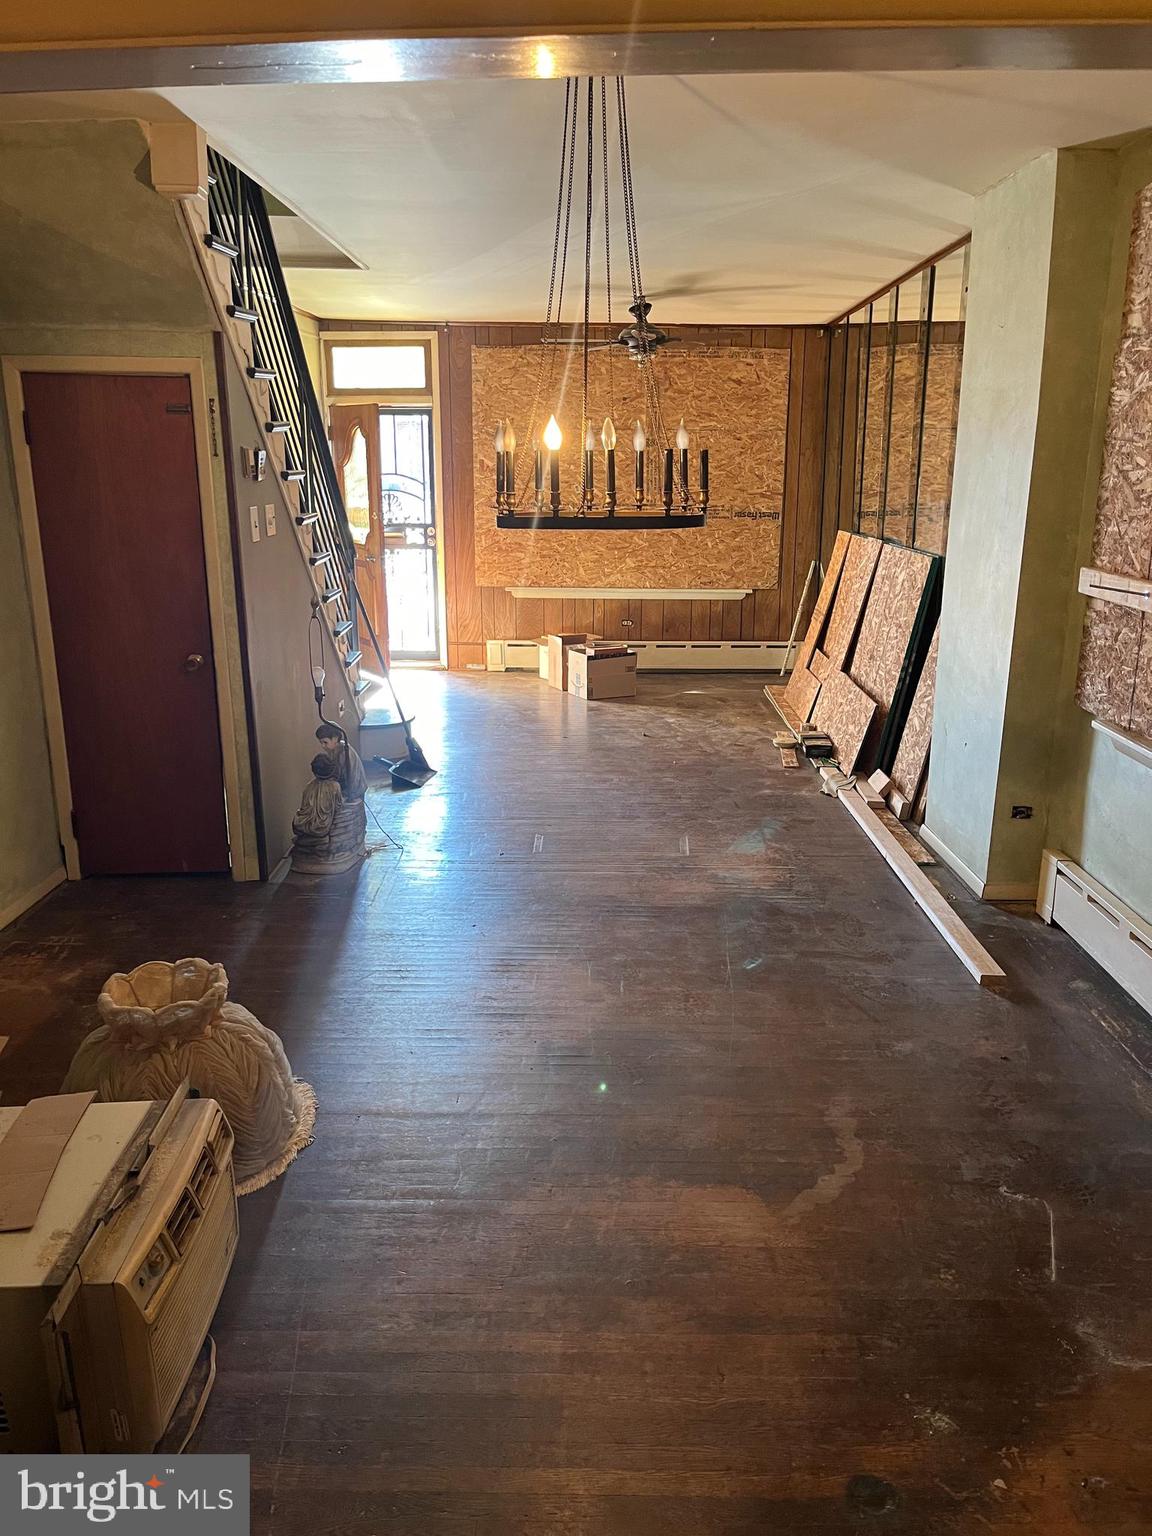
264, 503, 277, 537
249, 505, 261, 542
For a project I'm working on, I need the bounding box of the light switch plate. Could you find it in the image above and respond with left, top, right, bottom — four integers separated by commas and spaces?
249, 505, 261, 542
264, 503, 277, 537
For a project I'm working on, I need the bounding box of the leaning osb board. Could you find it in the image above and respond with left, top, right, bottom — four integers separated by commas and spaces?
784, 665, 821, 723
793, 530, 851, 678
472, 344, 788, 589
812, 669, 876, 775
890, 625, 939, 802
1077, 182, 1152, 728
849, 544, 934, 724
822, 535, 882, 670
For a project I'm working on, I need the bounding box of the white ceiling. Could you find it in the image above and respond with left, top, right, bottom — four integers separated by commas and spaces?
7, 72, 1152, 323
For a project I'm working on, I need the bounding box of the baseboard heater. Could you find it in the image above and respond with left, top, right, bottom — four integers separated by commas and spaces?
486, 639, 791, 672
1038, 850, 1152, 1017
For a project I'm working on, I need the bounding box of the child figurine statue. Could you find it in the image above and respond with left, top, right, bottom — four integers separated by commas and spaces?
316, 722, 368, 802
290, 750, 366, 874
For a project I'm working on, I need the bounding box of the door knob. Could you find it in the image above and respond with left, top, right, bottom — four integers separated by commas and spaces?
183, 653, 205, 672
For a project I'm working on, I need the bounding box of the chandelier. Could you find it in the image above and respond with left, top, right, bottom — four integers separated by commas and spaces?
493, 77, 709, 531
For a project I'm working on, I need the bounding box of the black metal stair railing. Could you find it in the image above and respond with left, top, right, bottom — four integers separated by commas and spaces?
205, 148, 359, 666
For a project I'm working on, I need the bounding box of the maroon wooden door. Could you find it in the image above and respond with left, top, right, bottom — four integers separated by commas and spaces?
24, 372, 231, 875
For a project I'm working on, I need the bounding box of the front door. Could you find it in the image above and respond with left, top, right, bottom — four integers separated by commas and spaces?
23, 372, 230, 875
378, 408, 440, 660
331, 403, 388, 648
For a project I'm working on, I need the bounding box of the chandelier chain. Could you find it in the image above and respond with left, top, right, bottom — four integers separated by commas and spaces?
581, 77, 594, 499
601, 76, 616, 421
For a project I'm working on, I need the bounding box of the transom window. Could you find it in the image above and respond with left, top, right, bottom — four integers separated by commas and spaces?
327, 342, 430, 395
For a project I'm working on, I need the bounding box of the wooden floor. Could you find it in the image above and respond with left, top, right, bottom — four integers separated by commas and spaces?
3, 672, 1152, 1534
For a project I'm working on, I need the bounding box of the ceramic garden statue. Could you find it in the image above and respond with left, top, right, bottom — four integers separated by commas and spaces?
290, 748, 366, 874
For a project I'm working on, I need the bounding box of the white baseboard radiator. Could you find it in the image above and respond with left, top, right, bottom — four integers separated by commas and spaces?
486, 639, 792, 672
1038, 850, 1152, 1017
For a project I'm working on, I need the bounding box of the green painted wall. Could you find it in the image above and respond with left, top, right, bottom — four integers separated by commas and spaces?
930, 135, 1152, 920
1045, 135, 1152, 921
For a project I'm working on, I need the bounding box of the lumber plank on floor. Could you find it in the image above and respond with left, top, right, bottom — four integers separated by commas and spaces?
839, 787, 1006, 988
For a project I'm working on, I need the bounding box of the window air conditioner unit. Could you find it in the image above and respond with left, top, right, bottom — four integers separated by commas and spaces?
0, 1093, 237, 1454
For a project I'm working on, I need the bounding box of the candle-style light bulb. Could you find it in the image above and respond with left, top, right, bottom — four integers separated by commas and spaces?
584, 422, 596, 453
494, 421, 506, 504
602, 417, 617, 513
494, 422, 505, 454
633, 420, 646, 452
504, 421, 516, 502
675, 418, 690, 452
543, 414, 563, 451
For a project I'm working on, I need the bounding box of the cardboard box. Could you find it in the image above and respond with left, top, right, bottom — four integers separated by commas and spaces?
567, 646, 638, 701
544, 633, 588, 690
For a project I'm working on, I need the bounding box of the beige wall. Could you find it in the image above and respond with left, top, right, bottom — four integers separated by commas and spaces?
0, 119, 260, 919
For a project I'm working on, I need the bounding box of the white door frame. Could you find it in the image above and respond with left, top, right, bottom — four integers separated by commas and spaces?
2, 353, 259, 881
320, 328, 448, 668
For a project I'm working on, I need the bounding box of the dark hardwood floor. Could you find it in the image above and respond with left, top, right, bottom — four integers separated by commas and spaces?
2, 671, 1151, 1533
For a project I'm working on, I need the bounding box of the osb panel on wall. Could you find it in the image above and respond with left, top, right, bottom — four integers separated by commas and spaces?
822, 534, 882, 670
1077, 181, 1152, 728
890, 625, 939, 802
1077, 600, 1143, 727
1092, 184, 1152, 581
471, 344, 788, 590
916, 337, 963, 556
849, 543, 934, 723
1130, 618, 1152, 738
812, 668, 876, 774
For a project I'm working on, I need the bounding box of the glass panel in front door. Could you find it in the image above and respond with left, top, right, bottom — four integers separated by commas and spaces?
379, 409, 440, 659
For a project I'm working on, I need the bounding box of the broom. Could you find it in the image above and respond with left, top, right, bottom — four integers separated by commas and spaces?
350, 585, 436, 788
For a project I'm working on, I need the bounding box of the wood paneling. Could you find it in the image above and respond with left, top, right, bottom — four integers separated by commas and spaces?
363, 321, 832, 666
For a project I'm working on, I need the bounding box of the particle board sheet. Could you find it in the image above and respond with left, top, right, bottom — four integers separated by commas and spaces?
821, 534, 882, 671
811, 668, 876, 774
1077, 600, 1143, 728
1089, 183, 1152, 583
889, 625, 940, 802
784, 665, 821, 723
790, 529, 851, 678
1077, 181, 1152, 727
809, 647, 832, 681
849, 544, 934, 726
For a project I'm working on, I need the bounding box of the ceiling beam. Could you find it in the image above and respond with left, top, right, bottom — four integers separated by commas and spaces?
6, 25, 1152, 93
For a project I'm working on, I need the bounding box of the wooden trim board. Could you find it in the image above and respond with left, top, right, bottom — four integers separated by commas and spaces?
839, 787, 1006, 988
1078, 566, 1152, 613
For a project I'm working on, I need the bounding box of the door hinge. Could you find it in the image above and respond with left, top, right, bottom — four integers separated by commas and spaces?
22, 409, 30, 445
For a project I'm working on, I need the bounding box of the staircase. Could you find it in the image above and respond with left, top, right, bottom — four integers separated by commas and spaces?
180, 149, 368, 714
